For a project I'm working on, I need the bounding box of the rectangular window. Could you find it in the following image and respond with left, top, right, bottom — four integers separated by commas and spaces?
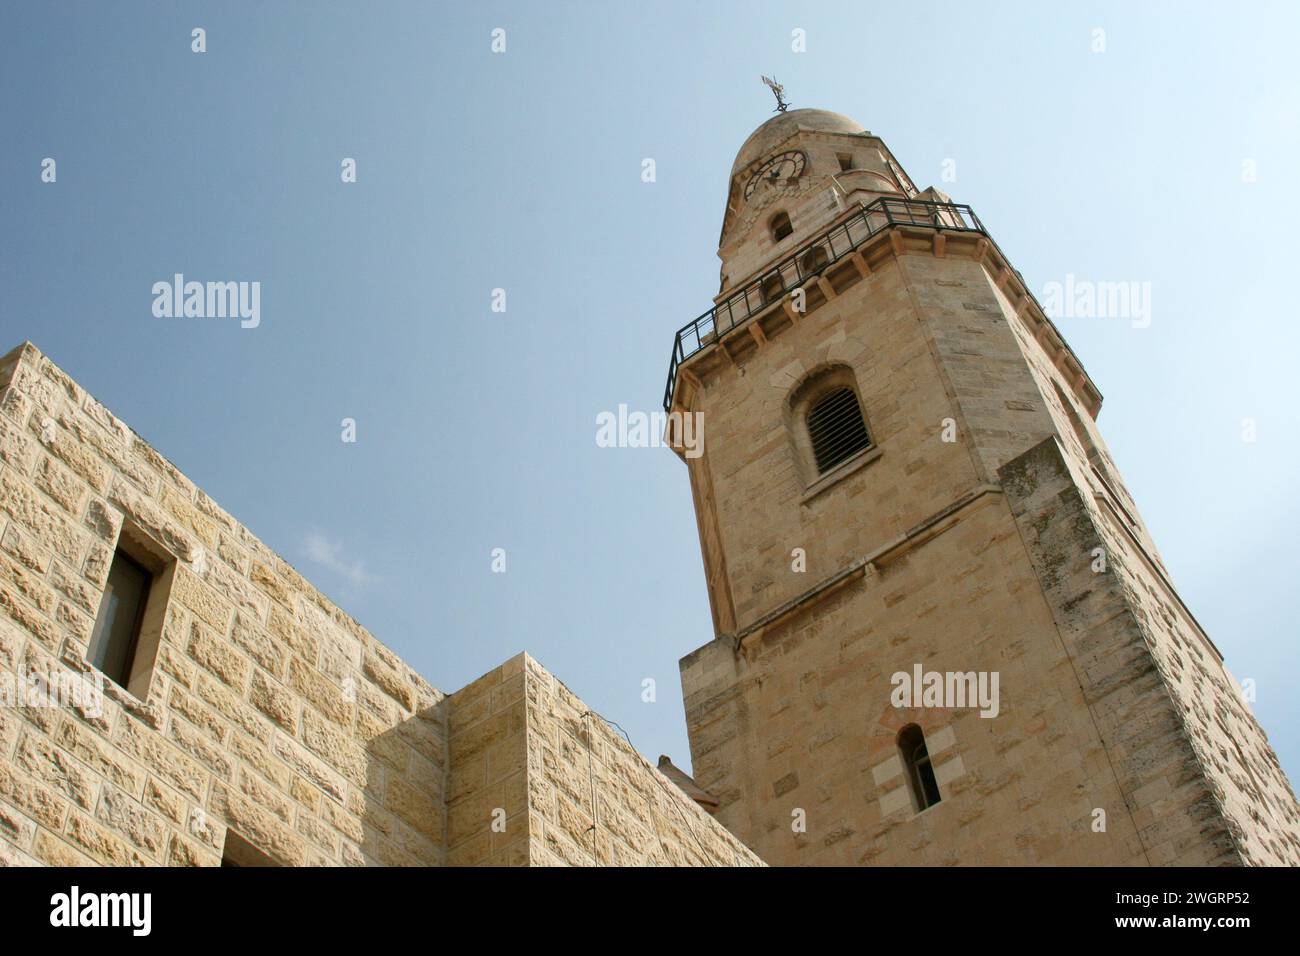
87, 549, 152, 688
898, 724, 942, 812
912, 749, 942, 810
86, 522, 176, 699
837, 152, 854, 171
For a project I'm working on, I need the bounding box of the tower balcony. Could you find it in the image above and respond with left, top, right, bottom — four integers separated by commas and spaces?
661, 196, 1101, 417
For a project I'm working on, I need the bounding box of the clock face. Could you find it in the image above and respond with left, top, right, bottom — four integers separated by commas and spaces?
744, 150, 806, 200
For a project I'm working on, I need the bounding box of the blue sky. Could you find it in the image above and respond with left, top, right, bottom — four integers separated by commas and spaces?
3, 1, 1298, 784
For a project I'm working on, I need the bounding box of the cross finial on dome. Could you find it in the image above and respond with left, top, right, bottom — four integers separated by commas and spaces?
760, 75, 789, 113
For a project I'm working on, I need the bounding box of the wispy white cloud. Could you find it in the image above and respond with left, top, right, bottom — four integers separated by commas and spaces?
302, 530, 377, 589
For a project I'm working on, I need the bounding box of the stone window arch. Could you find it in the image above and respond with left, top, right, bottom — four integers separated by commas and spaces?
787, 365, 874, 485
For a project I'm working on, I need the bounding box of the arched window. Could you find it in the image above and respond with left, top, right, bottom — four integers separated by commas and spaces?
769, 210, 793, 241
806, 386, 871, 474
786, 366, 877, 490
799, 245, 829, 277
898, 724, 941, 811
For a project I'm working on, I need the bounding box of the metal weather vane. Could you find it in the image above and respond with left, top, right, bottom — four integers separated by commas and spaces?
761, 75, 789, 113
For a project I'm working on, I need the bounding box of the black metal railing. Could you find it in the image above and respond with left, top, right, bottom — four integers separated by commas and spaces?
662, 197, 985, 410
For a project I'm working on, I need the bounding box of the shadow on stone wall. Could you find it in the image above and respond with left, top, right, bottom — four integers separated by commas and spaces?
355, 700, 446, 867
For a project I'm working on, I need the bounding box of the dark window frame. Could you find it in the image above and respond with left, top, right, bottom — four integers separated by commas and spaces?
806, 386, 872, 475
769, 210, 793, 241
86, 521, 177, 701
88, 547, 155, 690
786, 366, 878, 492
898, 723, 942, 812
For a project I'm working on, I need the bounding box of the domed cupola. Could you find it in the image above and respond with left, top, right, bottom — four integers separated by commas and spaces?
718, 108, 917, 294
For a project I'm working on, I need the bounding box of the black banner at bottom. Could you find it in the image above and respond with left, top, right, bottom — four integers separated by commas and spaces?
0, 864, 1290, 941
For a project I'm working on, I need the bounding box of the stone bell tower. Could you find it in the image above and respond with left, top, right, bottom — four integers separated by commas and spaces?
663, 108, 1300, 866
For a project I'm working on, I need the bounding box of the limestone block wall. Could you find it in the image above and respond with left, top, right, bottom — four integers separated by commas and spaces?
917, 253, 1166, 568
896, 240, 1300, 863
683, 253, 983, 634
681, 492, 1153, 866
1001, 379, 1300, 865
446, 653, 762, 867
676, 236, 1300, 866
0, 341, 762, 868
445, 655, 528, 865
896, 254, 1062, 484
0, 341, 446, 867
946, 261, 1300, 864
1001, 438, 1233, 865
